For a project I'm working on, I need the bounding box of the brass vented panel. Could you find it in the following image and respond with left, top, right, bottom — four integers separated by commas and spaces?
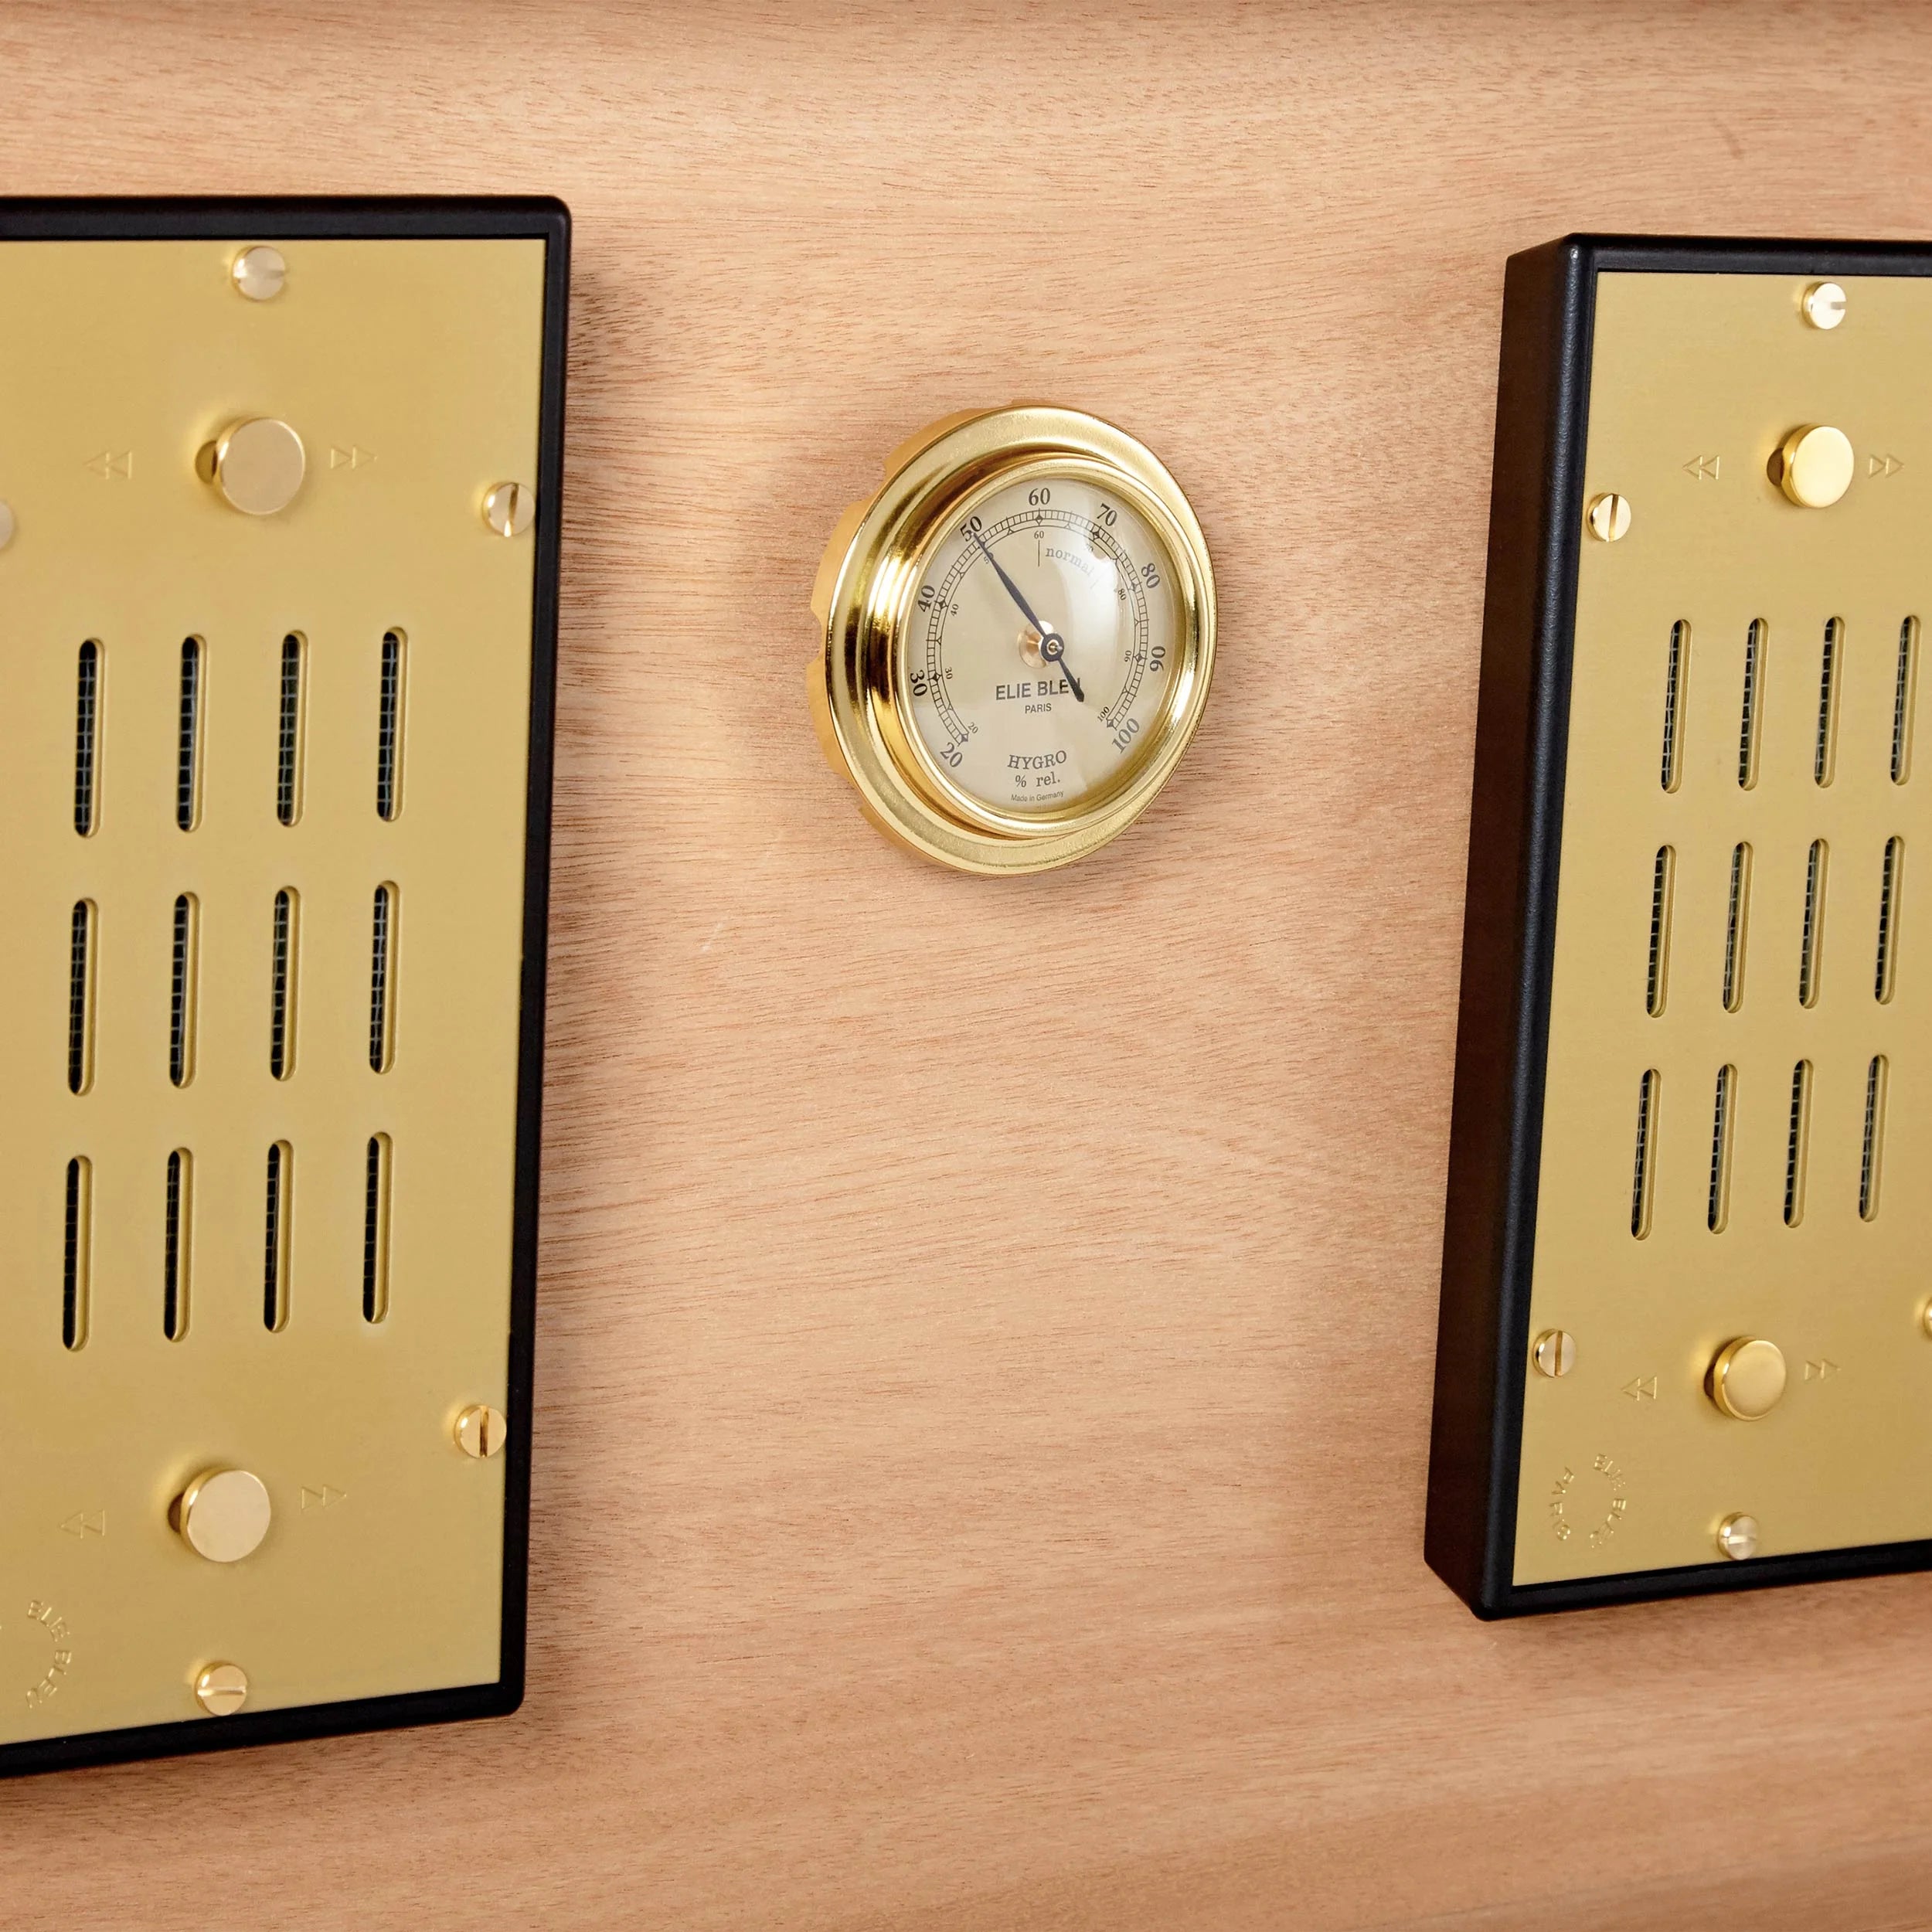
1514, 270, 1926, 1583
0, 206, 564, 1767
1428, 239, 1932, 1617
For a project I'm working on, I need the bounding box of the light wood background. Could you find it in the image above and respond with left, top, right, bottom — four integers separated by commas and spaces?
5, 2, 1932, 1926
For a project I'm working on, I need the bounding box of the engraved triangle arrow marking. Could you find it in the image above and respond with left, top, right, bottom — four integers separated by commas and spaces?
300, 1485, 348, 1510
1804, 1359, 1840, 1381
1683, 454, 1721, 481
329, 445, 376, 471
1621, 1375, 1659, 1401
85, 451, 133, 481
58, 1509, 107, 1538
1868, 454, 1905, 478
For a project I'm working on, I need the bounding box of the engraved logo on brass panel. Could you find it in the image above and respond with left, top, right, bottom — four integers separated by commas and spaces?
4, 1600, 76, 1711
1549, 1456, 1631, 1549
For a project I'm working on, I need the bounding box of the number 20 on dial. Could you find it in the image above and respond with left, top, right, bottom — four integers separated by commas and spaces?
809, 406, 1217, 874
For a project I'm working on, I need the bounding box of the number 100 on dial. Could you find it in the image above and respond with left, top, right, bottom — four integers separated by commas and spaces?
809, 406, 1217, 875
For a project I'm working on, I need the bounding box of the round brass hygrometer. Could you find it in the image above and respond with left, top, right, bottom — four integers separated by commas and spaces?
809, 406, 1216, 874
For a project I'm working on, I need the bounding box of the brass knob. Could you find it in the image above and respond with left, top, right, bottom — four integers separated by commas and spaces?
174, 1468, 272, 1563
206, 417, 305, 516
1774, 425, 1854, 509
1706, 1338, 1787, 1420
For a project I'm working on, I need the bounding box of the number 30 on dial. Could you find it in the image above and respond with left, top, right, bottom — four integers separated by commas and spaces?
808, 406, 1217, 875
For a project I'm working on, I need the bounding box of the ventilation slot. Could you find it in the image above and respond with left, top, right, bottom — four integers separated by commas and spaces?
176, 637, 203, 832
1800, 840, 1828, 1009
1896, 617, 1919, 786
1631, 1070, 1659, 1240
1861, 1056, 1889, 1223
1661, 620, 1689, 793
1876, 837, 1903, 1004
1784, 1062, 1812, 1229
1723, 843, 1752, 1013
169, 893, 199, 1087
1815, 617, 1842, 787
1646, 847, 1675, 1016
277, 632, 307, 826
74, 640, 100, 837
67, 899, 97, 1096
63, 1155, 91, 1351
1708, 1064, 1736, 1233
164, 1148, 192, 1341
377, 628, 406, 821
270, 888, 299, 1080
1738, 619, 1766, 789
369, 883, 399, 1071
363, 1133, 393, 1323
264, 1141, 292, 1332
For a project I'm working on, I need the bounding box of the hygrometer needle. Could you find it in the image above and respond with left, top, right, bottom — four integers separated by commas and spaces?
972, 527, 1049, 636
1040, 634, 1084, 702
970, 528, 1086, 701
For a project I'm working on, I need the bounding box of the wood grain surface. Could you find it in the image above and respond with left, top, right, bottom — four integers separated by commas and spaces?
5, 2, 1932, 1925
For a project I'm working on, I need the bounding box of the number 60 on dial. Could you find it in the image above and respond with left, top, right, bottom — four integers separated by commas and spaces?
808, 406, 1217, 875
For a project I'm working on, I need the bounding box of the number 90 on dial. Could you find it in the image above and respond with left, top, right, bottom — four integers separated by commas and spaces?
809, 406, 1217, 875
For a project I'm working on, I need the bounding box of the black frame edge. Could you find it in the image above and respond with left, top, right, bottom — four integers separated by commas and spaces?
0, 195, 570, 241
500, 189, 572, 1716
1543, 232, 1932, 281
1425, 236, 1593, 1618
0, 194, 569, 1777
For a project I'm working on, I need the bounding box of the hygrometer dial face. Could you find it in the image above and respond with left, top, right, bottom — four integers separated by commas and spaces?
900, 474, 1183, 817
811, 407, 1216, 876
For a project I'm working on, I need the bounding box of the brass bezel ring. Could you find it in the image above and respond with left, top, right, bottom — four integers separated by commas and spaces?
812, 406, 1216, 876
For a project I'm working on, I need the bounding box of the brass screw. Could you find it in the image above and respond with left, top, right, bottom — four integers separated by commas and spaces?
1585, 493, 1631, 543
0, 500, 12, 551
1921, 1302, 1932, 1339
1716, 1513, 1760, 1561
1802, 281, 1846, 330
231, 246, 287, 302
1773, 424, 1855, 509
1531, 1328, 1575, 1378
1706, 1337, 1787, 1420
455, 1404, 509, 1459
194, 1662, 250, 1716
482, 481, 535, 538
174, 1468, 273, 1563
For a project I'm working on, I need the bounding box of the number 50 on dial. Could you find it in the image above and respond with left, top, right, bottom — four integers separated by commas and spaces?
808, 406, 1217, 875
